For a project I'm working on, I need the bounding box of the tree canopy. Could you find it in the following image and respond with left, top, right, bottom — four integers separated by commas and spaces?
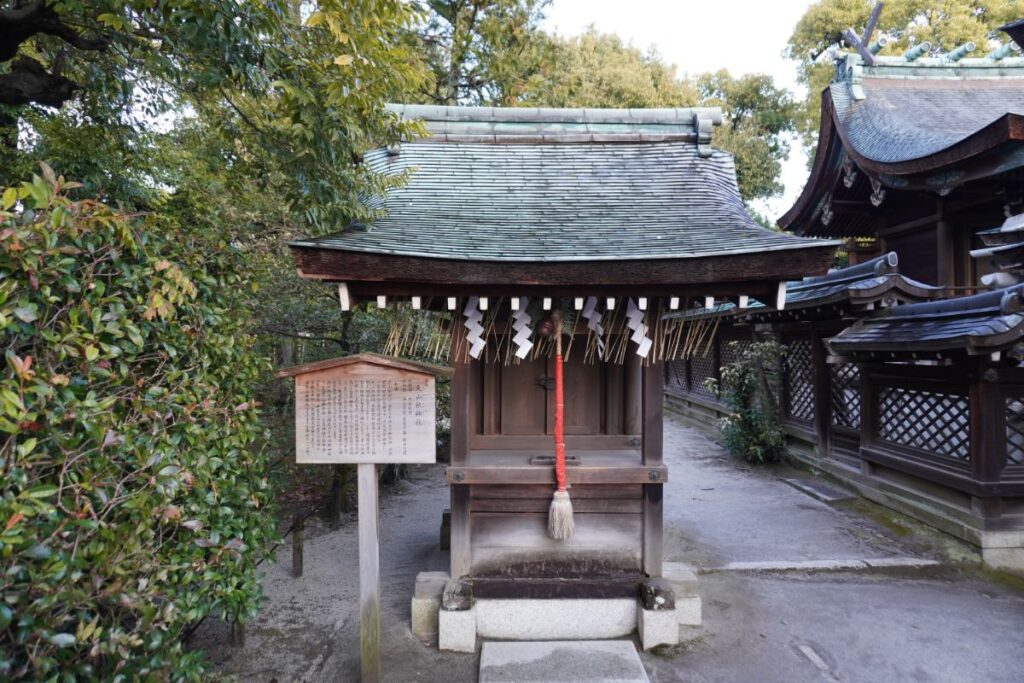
1, 0, 424, 232
521, 28, 796, 201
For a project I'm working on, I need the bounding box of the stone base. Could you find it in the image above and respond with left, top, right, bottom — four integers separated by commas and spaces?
476, 599, 636, 640
637, 606, 680, 650
479, 640, 650, 683
411, 571, 449, 641
983, 532, 1024, 573
439, 606, 476, 653
663, 562, 702, 626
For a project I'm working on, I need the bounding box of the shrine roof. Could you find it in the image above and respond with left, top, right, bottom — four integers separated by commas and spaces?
746, 252, 941, 322
287, 105, 839, 297
828, 284, 1024, 359
779, 50, 1024, 237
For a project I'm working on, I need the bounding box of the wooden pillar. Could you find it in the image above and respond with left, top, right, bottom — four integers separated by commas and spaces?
812, 332, 831, 459
970, 361, 1006, 518
624, 352, 642, 435
449, 340, 472, 579
357, 463, 380, 683
936, 198, 955, 288
858, 365, 876, 476
641, 360, 664, 578
605, 362, 624, 434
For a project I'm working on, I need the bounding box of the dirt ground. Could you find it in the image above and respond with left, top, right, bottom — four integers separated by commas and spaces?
194, 417, 1024, 682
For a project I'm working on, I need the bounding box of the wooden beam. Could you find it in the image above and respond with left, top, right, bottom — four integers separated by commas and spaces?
291, 245, 837, 292
446, 464, 668, 485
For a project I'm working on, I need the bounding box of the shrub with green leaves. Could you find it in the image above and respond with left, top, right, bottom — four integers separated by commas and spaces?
1, 168, 275, 681
706, 340, 786, 464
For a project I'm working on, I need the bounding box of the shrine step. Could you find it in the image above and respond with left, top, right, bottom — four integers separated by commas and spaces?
478, 640, 649, 683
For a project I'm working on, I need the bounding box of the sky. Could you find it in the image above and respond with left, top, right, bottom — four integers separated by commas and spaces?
543, 0, 819, 221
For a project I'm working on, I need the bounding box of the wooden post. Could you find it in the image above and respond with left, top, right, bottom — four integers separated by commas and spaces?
449, 340, 472, 579
641, 360, 664, 578
358, 463, 381, 683
859, 365, 876, 476
936, 198, 955, 288
292, 513, 304, 578
970, 362, 1006, 493
812, 331, 831, 460
624, 352, 643, 435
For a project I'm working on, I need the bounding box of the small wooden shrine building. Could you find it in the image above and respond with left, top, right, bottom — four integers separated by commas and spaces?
668, 25, 1024, 571
287, 105, 838, 646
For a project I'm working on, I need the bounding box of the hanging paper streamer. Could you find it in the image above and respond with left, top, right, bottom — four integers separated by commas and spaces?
511, 298, 534, 360
581, 296, 606, 360
626, 298, 653, 358
463, 296, 486, 359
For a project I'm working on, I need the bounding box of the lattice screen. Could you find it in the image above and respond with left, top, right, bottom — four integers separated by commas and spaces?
1006, 398, 1024, 466
784, 338, 814, 423
719, 339, 752, 394
690, 351, 716, 398
665, 360, 688, 393
829, 363, 861, 430
877, 386, 969, 460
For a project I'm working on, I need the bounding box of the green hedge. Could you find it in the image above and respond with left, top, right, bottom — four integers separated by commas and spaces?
1, 168, 275, 680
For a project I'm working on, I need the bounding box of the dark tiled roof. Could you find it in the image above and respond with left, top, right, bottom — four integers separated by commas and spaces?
830, 76, 1024, 165
292, 107, 836, 262
829, 284, 1024, 358
779, 53, 1024, 236
746, 252, 940, 322
384, 104, 722, 147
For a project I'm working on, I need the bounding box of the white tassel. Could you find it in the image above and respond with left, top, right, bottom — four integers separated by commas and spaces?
548, 490, 575, 540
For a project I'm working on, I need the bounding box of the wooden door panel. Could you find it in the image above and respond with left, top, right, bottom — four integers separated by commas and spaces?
500, 358, 548, 434
548, 354, 603, 435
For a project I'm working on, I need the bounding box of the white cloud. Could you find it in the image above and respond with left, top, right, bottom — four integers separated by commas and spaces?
543, 0, 818, 222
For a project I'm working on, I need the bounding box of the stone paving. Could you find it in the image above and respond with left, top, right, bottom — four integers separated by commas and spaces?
199, 416, 1024, 682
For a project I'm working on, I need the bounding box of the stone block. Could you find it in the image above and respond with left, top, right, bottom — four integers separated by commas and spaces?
662, 562, 699, 597
414, 571, 449, 599
676, 595, 702, 626
411, 596, 439, 641
439, 605, 476, 653
476, 599, 635, 640
637, 605, 679, 650
479, 640, 650, 682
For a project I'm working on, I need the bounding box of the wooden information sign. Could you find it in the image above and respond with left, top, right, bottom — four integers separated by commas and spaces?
277, 353, 451, 683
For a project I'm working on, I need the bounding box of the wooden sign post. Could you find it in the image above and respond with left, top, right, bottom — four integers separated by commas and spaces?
277, 353, 451, 683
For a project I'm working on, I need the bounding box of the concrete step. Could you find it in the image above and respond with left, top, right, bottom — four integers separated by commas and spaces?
479, 640, 649, 683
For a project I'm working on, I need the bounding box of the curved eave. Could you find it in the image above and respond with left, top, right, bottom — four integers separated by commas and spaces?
829, 323, 1024, 359
778, 95, 846, 233
833, 107, 1024, 178
778, 89, 1024, 234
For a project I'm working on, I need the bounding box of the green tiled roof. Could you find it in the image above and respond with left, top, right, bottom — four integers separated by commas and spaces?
290, 106, 838, 263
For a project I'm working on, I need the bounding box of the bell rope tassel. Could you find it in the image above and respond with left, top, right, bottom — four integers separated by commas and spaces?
548, 317, 574, 540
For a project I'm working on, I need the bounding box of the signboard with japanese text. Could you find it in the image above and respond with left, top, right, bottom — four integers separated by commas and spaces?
288, 357, 439, 465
